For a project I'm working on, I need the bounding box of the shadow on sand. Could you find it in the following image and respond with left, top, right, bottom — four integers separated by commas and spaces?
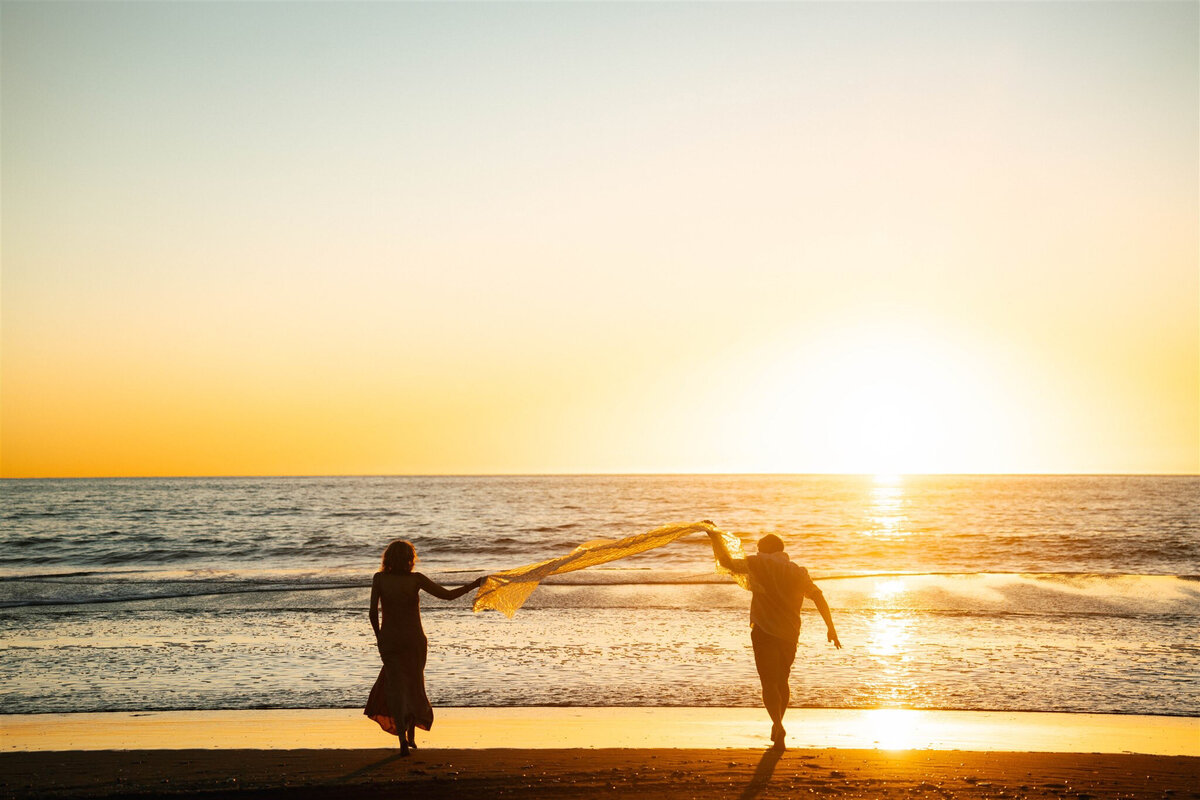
738, 747, 783, 800
334, 751, 407, 783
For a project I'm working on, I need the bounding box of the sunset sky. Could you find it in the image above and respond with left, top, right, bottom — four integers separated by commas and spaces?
2, 1, 1197, 478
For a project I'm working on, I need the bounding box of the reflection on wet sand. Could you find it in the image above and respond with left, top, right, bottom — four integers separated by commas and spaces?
3, 707, 1196, 755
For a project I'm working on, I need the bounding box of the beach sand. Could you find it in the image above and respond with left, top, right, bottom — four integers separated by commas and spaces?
3, 748, 1199, 799
2, 709, 1197, 799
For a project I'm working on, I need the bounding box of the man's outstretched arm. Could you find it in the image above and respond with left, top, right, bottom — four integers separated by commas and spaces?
706, 530, 748, 573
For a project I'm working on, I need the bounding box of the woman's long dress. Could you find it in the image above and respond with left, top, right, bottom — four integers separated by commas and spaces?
364, 573, 434, 734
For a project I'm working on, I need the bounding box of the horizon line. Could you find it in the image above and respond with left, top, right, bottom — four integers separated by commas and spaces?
3, 471, 1198, 481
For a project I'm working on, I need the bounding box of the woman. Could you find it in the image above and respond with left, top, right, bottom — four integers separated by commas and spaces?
364, 539, 484, 755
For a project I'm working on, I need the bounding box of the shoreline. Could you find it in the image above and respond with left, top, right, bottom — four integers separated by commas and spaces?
4, 707, 1197, 756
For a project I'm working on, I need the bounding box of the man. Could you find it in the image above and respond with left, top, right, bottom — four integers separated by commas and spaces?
707, 529, 841, 748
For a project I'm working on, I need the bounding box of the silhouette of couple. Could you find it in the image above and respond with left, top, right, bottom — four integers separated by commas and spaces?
364, 529, 841, 755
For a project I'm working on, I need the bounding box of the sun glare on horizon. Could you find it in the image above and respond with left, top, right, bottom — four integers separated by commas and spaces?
729, 320, 1025, 476
817, 331, 1006, 475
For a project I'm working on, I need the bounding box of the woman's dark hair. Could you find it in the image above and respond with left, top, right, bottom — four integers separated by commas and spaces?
381, 540, 416, 574
757, 534, 785, 554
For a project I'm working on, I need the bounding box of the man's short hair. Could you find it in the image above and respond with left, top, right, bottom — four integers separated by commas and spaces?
757, 534, 784, 554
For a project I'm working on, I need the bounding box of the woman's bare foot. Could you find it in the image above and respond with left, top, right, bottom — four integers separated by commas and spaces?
399, 740, 411, 757
770, 722, 786, 748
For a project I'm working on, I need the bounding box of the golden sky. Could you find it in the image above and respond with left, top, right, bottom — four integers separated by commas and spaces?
2, 2, 1197, 477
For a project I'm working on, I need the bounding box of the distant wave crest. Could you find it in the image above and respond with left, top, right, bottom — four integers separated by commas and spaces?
2, 570, 1196, 617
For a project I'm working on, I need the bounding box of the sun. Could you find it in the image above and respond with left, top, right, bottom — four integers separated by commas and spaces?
742, 320, 1012, 474
827, 336, 965, 473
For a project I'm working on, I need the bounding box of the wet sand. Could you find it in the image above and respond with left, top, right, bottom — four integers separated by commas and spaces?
4, 707, 1197, 755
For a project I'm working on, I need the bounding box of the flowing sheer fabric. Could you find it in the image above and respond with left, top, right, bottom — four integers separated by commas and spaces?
364, 658, 433, 735
472, 520, 749, 617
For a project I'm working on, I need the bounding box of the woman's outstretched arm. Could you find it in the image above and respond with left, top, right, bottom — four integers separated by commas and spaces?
417, 573, 485, 601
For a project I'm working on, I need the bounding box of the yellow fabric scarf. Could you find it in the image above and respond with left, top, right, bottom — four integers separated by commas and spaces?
473, 520, 748, 617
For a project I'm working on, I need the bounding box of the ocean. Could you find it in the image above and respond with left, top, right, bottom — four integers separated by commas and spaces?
1, 475, 1196, 716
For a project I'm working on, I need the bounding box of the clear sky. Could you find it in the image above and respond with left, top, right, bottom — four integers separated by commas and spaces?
2, 1, 1196, 477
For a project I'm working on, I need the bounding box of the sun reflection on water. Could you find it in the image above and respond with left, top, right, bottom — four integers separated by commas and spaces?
863, 611, 916, 708
866, 478, 910, 539
867, 612, 913, 657
872, 578, 906, 599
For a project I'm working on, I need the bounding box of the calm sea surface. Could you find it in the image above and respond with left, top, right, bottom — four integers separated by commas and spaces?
1, 475, 1196, 716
